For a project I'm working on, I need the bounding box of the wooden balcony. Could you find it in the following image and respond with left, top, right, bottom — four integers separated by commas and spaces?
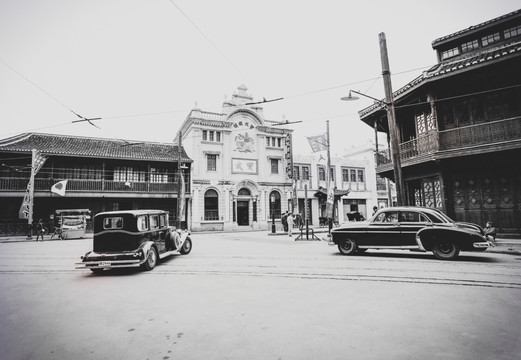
375, 116, 521, 172
0, 177, 190, 195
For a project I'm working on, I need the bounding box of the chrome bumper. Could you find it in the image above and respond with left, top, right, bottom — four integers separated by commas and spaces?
473, 241, 493, 248
75, 259, 144, 269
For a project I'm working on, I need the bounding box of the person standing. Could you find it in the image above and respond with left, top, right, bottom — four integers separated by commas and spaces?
287, 213, 294, 237
281, 211, 289, 232
35, 219, 45, 242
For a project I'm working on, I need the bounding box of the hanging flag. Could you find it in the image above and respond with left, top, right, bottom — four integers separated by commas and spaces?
306, 134, 328, 152
51, 180, 68, 196
19, 150, 47, 219
325, 181, 335, 218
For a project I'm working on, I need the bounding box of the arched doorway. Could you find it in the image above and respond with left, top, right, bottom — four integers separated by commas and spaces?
237, 188, 250, 226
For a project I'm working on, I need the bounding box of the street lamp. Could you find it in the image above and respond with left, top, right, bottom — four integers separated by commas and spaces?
270, 194, 276, 234
341, 32, 405, 206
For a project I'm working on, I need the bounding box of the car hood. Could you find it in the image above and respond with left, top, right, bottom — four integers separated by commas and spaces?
454, 221, 484, 234
332, 221, 370, 232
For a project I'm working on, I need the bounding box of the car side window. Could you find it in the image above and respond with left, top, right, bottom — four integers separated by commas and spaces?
137, 216, 149, 231
159, 214, 167, 228
374, 211, 398, 223
150, 215, 159, 230
400, 211, 420, 222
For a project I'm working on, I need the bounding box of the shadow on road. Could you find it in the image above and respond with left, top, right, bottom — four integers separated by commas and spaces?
332, 250, 501, 263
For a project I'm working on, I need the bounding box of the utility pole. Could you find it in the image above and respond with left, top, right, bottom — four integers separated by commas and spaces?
177, 131, 182, 229
379, 32, 405, 206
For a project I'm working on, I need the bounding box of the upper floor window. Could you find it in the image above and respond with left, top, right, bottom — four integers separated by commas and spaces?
441, 47, 460, 60
293, 166, 300, 179
202, 130, 221, 142
207, 154, 217, 171
271, 158, 279, 174
302, 166, 309, 180
357, 170, 364, 183
342, 169, 349, 182
482, 32, 500, 46
150, 167, 169, 183
350, 169, 357, 182
318, 167, 326, 181
461, 39, 479, 52
504, 25, 521, 39
114, 166, 146, 182
266, 136, 283, 148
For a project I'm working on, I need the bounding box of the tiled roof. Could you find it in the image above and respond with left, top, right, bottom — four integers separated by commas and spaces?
359, 40, 521, 118
0, 133, 192, 163
432, 10, 521, 47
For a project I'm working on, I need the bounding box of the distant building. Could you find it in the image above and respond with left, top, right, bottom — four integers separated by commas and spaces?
359, 10, 521, 233
0, 133, 191, 235
177, 85, 294, 232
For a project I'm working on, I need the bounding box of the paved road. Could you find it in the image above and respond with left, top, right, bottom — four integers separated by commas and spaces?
0, 232, 520, 360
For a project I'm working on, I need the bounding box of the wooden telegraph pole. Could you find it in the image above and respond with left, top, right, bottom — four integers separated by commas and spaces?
379, 32, 405, 206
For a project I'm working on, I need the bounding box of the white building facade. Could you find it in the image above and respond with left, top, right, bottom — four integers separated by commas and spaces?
178, 85, 294, 232
293, 143, 395, 226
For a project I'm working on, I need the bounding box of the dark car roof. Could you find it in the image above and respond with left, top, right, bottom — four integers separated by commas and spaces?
376, 206, 443, 215
95, 210, 167, 218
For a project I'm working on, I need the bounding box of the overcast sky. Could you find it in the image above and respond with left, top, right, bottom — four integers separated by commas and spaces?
1, 1, 520, 156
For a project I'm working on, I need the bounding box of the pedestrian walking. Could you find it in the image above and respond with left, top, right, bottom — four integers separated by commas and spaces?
35, 219, 45, 242
287, 213, 294, 237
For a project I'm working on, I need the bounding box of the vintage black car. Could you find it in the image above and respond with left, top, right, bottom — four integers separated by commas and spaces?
75, 210, 192, 273
330, 206, 492, 260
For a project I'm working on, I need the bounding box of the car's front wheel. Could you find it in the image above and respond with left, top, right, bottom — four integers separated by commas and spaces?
179, 238, 192, 255
143, 247, 158, 271
338, 238, 357, 255
432, 241, 460, 260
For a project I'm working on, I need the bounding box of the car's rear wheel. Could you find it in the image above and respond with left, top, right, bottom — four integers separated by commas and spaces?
143, 247, 158, 271
179, 238, 192, 255
432, 241, 460, 260
338, 238, 357, 255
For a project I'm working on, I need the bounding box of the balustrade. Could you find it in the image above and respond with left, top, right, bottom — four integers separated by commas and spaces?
374, 117, 521, 168
0, 178, 188, 193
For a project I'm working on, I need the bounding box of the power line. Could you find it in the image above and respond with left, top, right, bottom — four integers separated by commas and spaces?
167, 0, 244, 79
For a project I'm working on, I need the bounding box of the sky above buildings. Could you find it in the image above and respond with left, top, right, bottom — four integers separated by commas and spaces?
1, 1, 520, 156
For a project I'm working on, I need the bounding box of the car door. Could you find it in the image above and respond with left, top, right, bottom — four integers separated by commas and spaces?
364, 210, 402, 246
398, 210, 431, 246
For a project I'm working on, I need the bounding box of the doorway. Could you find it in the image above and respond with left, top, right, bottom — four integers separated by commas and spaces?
237, 200, 249, 226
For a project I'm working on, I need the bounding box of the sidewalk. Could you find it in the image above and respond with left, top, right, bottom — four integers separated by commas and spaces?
2, 230, 520, 255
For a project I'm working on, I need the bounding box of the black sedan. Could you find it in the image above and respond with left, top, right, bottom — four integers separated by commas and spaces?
330, 206, 492, 260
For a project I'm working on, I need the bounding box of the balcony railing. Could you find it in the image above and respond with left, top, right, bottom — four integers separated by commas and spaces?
0, 177, 190, 194
375, 117, 521, 168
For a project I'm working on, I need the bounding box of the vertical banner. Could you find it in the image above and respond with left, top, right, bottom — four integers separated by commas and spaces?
179, 171, 185, 222
285, 133, 297, 212
325, 181, 335, 219
19, 149, 47, 221
285, 133, 293, 179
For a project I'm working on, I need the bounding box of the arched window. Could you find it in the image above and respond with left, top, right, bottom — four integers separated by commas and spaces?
269, 191, 281, 219
204, 189, 219, 221
238, 188, 251, 196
